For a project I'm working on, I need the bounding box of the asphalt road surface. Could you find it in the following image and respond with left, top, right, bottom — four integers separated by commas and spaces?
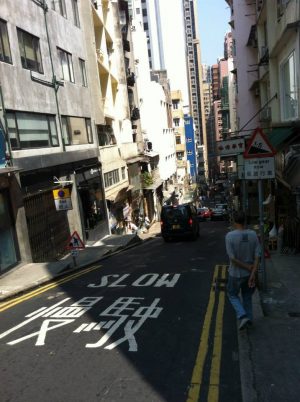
0, 221, 242, 402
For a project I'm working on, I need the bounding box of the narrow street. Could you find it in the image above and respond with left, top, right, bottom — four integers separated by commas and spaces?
0, 221, 242, 402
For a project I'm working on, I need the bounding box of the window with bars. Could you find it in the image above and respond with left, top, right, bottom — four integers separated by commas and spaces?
0, 19, 12, 64
57, 47, 74, 82
104, 169, 120, 188
17, 28, 43, 73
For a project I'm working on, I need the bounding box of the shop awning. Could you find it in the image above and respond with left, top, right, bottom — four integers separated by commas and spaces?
268, 127, 295, 150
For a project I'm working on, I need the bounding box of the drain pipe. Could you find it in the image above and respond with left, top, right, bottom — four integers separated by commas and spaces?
39, 0, 66, 151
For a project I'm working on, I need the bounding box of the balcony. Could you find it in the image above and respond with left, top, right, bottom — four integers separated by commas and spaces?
131, 107, 140, 121
259, 46, 269, 66
123, 38, 130, 52
141, 168, 162, 189
127, 72, 135, 87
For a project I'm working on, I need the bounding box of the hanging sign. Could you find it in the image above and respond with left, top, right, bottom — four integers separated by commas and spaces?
53, 188, 73, 211
65, 231, 85, 250
243, 127, 276, 158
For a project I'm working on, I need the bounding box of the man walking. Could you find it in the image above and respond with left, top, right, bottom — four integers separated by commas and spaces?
225, 211, 260, 330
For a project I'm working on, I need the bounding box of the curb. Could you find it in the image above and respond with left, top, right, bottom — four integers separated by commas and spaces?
0, 235, 157, 304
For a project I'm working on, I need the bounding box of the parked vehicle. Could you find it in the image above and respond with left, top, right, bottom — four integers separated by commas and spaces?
211, 205, 229, 221
197, 207, 213, 221
161, 203, 199, 241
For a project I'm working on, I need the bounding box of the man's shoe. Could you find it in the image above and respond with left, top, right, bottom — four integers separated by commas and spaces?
239, 317, 250, 330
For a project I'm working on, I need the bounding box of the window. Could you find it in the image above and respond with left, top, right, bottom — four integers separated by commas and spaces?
187, 150, 193, 156
136, 8, 140, 14
72, 0, 80, 27
142, 8, 147, 16
104, 169, 120, 188
6, 111, 58, 149
58, 48, 74, 82
0, 19, 12, 64
173, 118, 180, 127
143, 22, 148, 31
79, 58, 87, 86
176, 136, 181, 144
51, 0, 67, 18
187, 138, 192, 143
97, 125, 116, 146
17, 28, 43, 73
281, 51, 298, 120
172, 100, 179, 109
121, 166, 126, 180
61, 116, 93, 145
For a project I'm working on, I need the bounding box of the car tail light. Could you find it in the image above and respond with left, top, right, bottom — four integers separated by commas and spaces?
188, 218, 193, 226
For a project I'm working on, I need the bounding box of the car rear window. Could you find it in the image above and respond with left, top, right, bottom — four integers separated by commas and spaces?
162, 206, 188, 219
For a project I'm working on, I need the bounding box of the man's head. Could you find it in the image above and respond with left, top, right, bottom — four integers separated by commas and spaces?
233, 211, 246, 226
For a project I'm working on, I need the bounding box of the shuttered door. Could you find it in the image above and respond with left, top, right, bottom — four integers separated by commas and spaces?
24, 190, 70, 262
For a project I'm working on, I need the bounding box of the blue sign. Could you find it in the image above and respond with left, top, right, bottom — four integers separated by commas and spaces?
0, 128, 6, 168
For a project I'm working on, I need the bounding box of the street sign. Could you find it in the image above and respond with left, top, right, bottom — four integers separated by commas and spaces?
243, 127, 276, 158
65, 231, 85, 250
216, 138, 245, 156
53, 188, 73, 211
244, 157, 275, 179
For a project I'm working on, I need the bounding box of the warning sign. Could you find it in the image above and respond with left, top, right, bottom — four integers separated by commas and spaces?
65, 231, 85, 250
243, 127, 276, 158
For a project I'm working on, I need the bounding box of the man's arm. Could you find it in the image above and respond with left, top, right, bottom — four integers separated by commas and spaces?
230, 257, 253, 272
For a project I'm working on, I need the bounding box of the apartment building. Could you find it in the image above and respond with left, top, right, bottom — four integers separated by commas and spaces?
226, 0, 300, 222
183, 0, 208, 184
172, 90, 189, 187
0, 0, 111, 272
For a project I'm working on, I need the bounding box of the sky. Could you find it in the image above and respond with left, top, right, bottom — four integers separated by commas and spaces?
197, 0, 231, 66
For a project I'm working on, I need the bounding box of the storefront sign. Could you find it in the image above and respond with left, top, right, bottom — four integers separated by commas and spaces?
53, 188, 73, 211
244, 157, 275, 179
0, 128, 6, 168
216, 138, 245, 156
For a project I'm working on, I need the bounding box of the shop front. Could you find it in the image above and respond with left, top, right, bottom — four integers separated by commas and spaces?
76, 165, 109, 243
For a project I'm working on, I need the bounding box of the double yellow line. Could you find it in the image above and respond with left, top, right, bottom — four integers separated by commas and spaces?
0, 265, 101, 313
187, 264, 227, 402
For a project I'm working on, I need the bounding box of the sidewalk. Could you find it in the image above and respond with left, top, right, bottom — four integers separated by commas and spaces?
0, 222, 161, 302
240, 251, 300, 402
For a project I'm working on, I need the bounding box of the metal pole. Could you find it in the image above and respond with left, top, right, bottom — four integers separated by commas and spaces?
258, 179, 267, 290
242, 179, 246, 213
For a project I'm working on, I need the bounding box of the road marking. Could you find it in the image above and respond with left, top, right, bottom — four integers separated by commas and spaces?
208, 265, 226, 402
186, 264, 220, 401
0, 265, 101, 313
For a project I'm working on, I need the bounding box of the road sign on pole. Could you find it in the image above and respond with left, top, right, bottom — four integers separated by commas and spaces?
65, 231, 85, 250
243, 127, 276, 158
244, 157, 275, 179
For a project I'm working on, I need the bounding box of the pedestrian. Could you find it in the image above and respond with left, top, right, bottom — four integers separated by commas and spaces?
225, 210, 260, 330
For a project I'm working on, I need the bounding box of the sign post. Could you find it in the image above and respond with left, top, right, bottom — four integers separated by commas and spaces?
65, 231, 85, 267
244, 127, 276, 290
